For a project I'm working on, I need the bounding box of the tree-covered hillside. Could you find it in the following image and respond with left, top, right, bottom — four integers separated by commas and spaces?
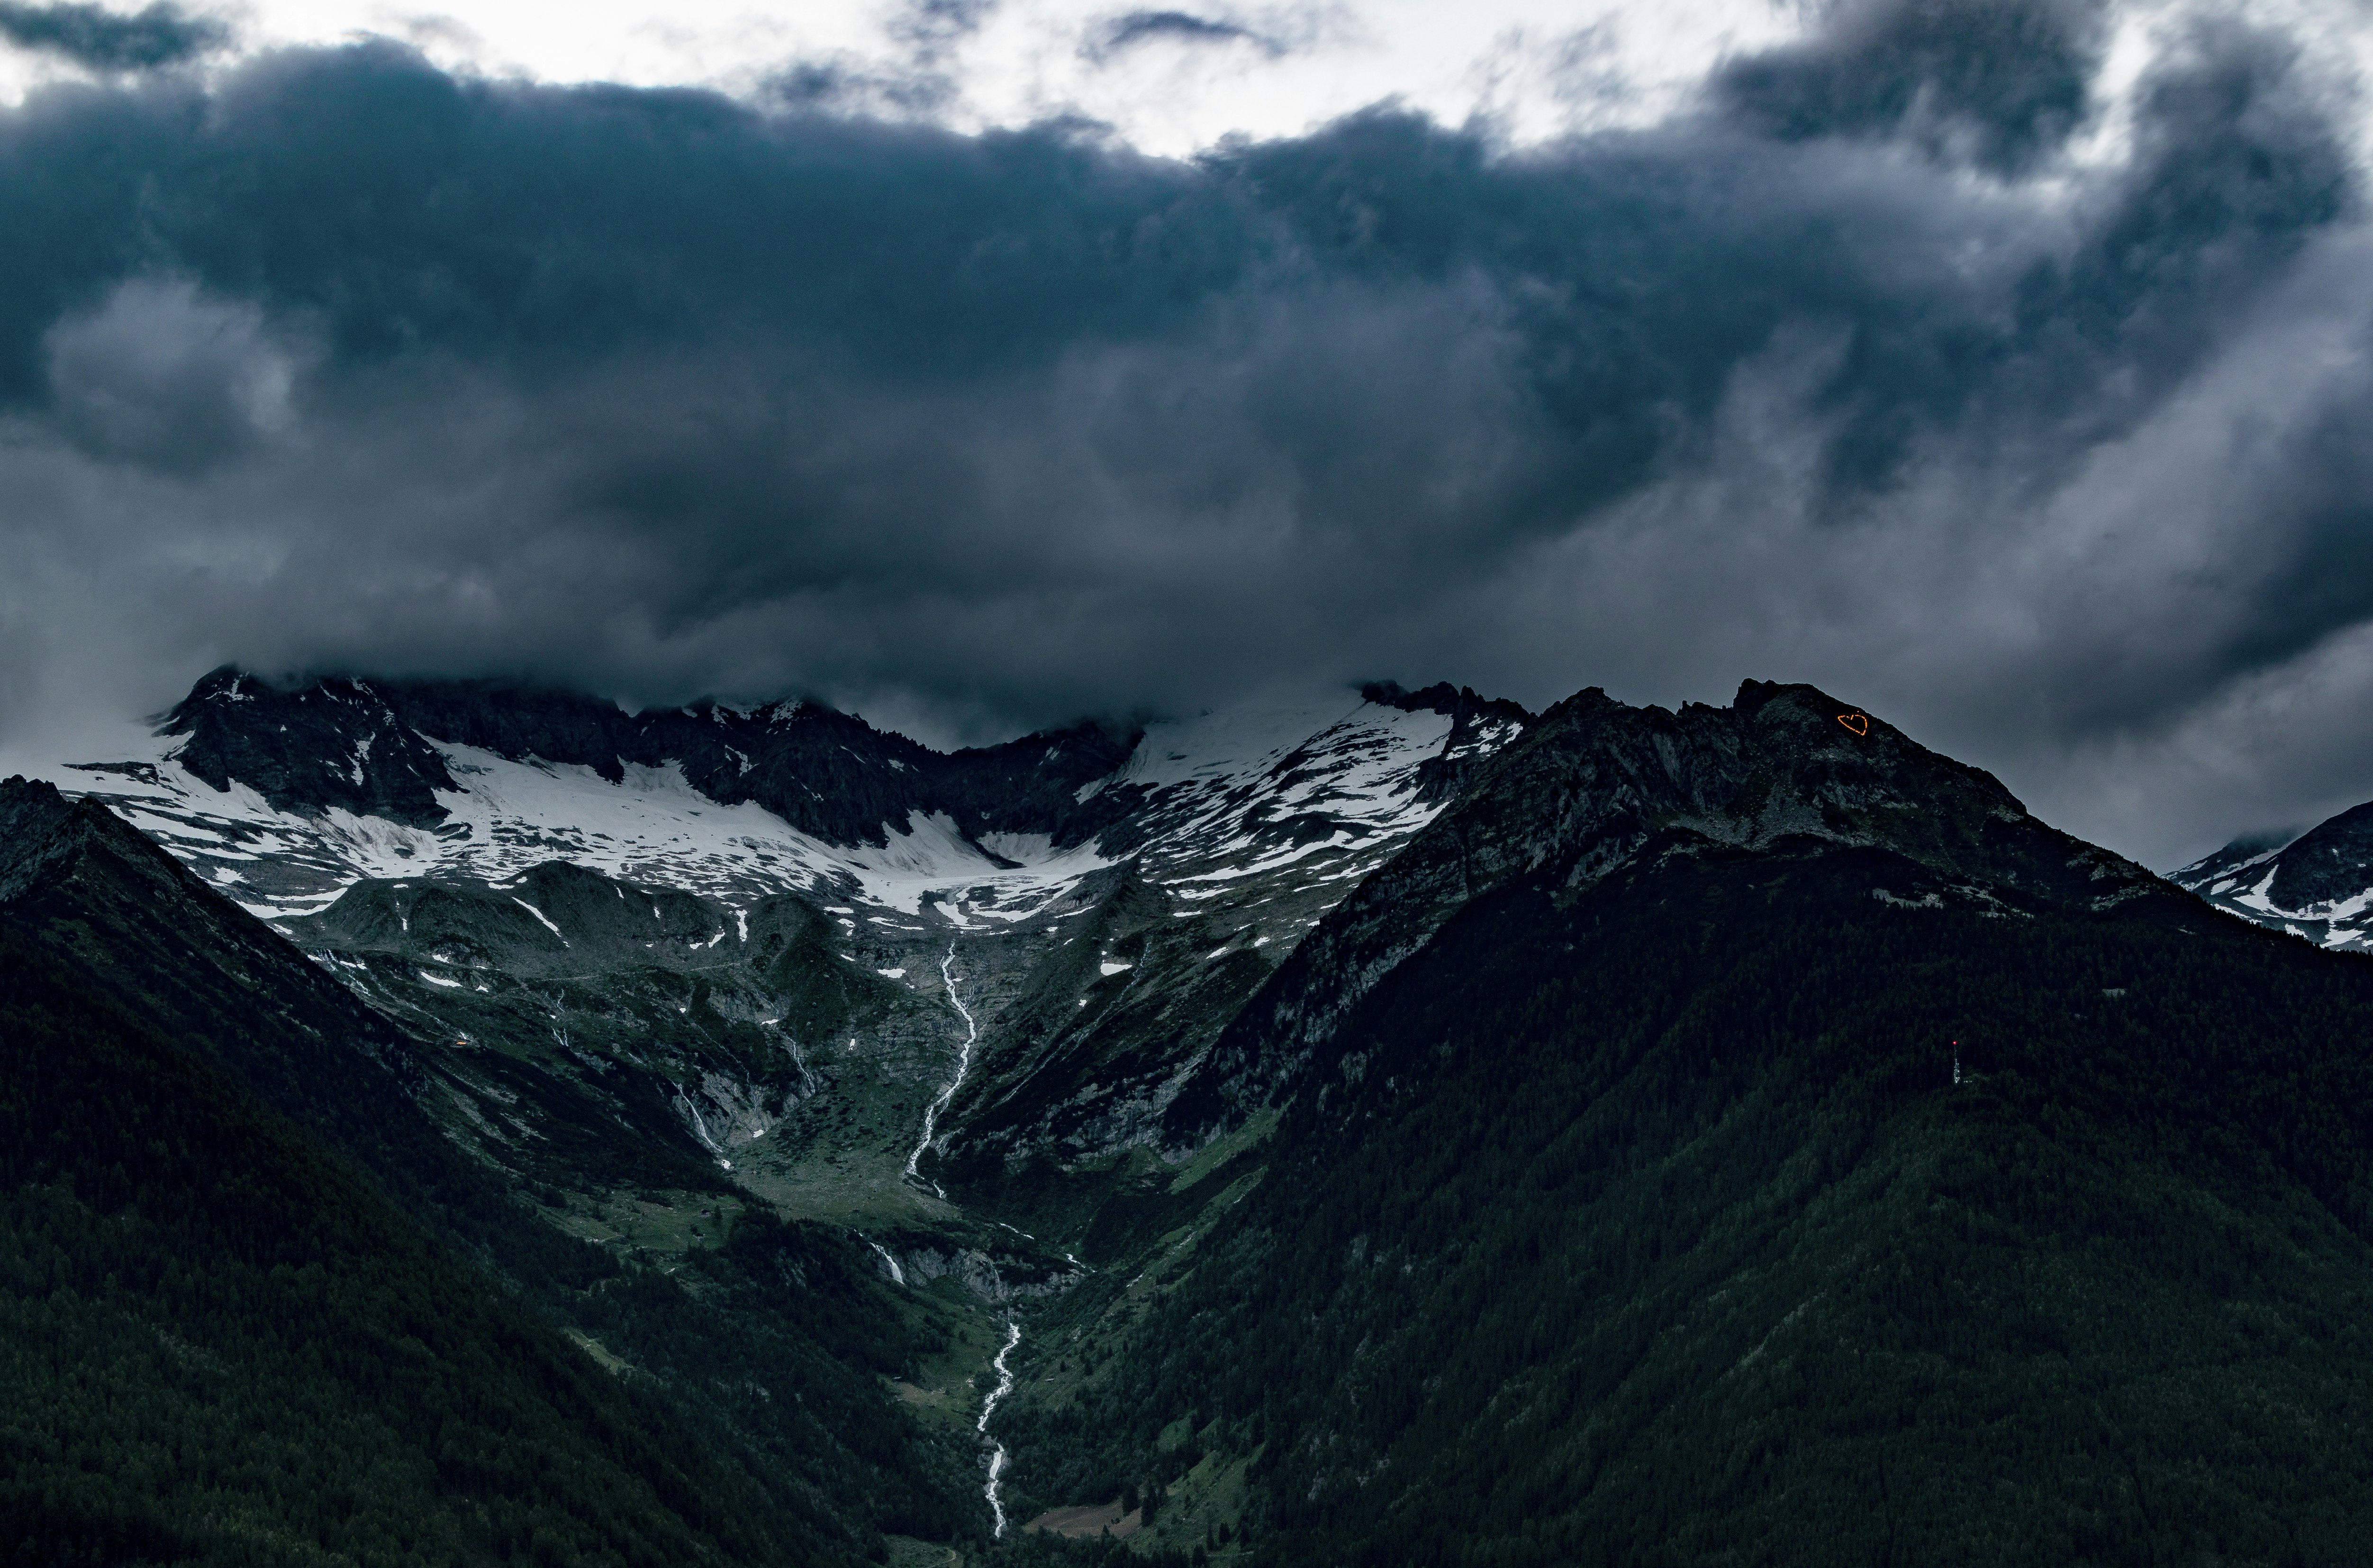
0, 926, 815, 1568
1007, 843, 2373, 1565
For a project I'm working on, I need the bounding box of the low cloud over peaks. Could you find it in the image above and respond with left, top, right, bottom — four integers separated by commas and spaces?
0, 6, 2368, 867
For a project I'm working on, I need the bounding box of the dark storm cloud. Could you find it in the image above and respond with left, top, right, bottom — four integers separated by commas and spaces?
0, 0, 228, 70
1715, 0, 2108, 172
1085, 11, 1285, 64
0, 1, 2369, 865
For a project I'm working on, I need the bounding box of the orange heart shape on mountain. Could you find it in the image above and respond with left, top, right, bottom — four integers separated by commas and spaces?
1838, 712, 1869, 736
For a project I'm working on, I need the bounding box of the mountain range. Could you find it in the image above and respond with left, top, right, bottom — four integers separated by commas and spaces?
10, 667, 2373, 1565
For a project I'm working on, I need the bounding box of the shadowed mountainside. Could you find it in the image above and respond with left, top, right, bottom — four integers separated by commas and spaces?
991, 683, 2373, 1565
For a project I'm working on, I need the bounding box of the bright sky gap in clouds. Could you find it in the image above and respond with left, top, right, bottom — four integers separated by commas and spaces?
5, 0, 2373, 872
0, 0, 1806, 152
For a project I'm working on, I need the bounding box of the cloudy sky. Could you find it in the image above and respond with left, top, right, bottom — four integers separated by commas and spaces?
3, 0, 2373, 867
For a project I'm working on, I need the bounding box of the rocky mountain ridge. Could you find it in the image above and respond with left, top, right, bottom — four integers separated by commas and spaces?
161, 664, 1143, 848
1163, 677, 2164, 1147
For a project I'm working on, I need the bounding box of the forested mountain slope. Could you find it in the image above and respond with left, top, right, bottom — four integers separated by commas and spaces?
996, 684, 2373, 1566
0, 777, 986, 1565
0, 903, 815, 1567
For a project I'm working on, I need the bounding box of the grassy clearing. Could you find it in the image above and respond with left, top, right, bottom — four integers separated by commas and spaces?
1132, 1435, 1258, 1557
1023, 1500, 1139, 1539
1166, 1106, 1277, 1194
561, 1327, 628, 1374
540, 1186, 752, 1257
735, 1155, 952, 1226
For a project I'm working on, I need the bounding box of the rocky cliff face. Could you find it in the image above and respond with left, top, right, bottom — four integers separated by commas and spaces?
161, 668, 462, 826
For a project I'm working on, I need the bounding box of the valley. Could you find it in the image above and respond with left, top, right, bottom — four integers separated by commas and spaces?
8, 668, 1528, 1564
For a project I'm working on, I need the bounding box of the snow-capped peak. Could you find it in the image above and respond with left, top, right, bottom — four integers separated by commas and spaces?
22, 669, 1532, 951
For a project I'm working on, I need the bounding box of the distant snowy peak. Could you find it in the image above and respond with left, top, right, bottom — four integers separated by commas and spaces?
2173, 806, 2373, 952
157, 665, 1135, 850
44, 668, 1532, 942
2170, 832, 2298, 891
1099, 693, 1522, 930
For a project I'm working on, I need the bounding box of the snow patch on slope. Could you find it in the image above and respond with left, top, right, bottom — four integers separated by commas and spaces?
24, 690, 1518, 959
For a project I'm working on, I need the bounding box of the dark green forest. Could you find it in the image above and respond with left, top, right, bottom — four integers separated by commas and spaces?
0, 928, 812, 1567
0, 927, 1006, 1565
1000, 845, 2373, 1566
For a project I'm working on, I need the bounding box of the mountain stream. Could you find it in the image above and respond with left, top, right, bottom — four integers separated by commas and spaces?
897, 945, 1021, 1532
980, 1318, 1022, 1536
903, 944, 979, 1198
